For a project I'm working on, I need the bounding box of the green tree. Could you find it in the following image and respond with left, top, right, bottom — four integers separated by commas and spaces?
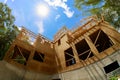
0, 3, 19, 60
74, 0, 120, 29
110, 76, 118, 80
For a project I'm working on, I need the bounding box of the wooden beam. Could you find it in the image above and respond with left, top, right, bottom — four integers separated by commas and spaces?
94, 30, 101, 45
38, 54, 44, 61
85, 44, 99, 59
70, 43, 81, 64
107, 34, 120, 43
66, 57, 74, 62
86, 51, 92, 59
79, 44, 99, 59
65, 52, 74, 57
17, 47, 26, 60
78, 49, 90, 56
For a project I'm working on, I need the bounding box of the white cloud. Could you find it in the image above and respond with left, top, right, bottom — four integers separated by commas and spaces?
44, 0, 74, 18
4, 0, 7, 3
63, 8, 74, 18
63, 0, 67, 2
35, 21, 44, 34
55, 14, 60, 20
4, 0, 14, 3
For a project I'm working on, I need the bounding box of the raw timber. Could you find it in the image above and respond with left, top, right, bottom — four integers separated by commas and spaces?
2, 16, 120, 80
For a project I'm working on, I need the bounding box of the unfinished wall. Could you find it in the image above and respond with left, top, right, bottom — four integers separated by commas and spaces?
3, 17, 120, 80
55, 50, 120, 80
54, 19, 120, 80
54, 34, 70, 71
4, 28, 57, 75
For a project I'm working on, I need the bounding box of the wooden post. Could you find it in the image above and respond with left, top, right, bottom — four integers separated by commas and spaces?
84, 35, 100, 58
26, 49, 35, 67
70, 42, 80, 64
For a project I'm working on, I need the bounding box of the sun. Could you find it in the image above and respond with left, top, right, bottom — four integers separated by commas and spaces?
35, 4, 49, 17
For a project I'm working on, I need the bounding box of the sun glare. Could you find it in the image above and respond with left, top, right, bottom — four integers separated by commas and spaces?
36, 4, 49, 17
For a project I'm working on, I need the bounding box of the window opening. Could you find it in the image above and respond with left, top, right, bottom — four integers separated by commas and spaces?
33, 51, 44, 62
89, 30, 114, 53
11, 45, 30, 65
104, 61, 120, 74
64, 47, 76, 66
75, 39, 94, 60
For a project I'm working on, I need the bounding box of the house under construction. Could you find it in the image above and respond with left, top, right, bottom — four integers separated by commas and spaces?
3, 16, 120, 80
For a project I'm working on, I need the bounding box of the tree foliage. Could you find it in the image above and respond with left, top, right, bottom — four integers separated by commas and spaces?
74, 0, 120, 29
110, 76, 118, 80
0, 3, 19, 60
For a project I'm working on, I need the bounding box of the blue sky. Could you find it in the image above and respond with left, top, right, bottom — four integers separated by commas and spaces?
0, 0, 89, 40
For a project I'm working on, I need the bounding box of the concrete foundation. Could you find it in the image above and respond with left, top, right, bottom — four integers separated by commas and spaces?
0, 61, 52, 80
